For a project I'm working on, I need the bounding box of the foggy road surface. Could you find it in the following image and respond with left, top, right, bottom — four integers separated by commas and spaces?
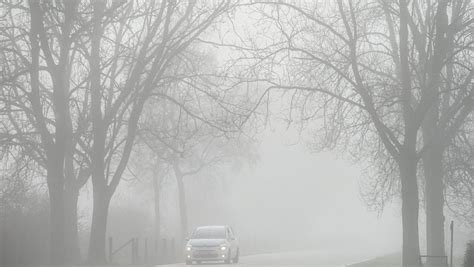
158, 250, 375, 267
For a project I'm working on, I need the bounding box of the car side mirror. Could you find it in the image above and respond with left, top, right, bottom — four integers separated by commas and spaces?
185, 237, 190, 241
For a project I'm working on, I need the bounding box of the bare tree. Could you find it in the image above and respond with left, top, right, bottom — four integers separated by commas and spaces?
139, 81, 256, 244
1, 1, 92, 263
415, 0, 474, 261
224, 1, 472, 266
1, 0, 241, 263
85, 0, 242, 262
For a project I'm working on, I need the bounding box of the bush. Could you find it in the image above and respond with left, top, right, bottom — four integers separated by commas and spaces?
464, 240, 474, 267
0, 190, 50, 265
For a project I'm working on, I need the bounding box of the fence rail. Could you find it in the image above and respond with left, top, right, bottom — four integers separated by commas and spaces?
108, 236, 180, 265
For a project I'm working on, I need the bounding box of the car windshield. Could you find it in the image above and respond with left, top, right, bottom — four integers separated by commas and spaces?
191, 228, 226, 239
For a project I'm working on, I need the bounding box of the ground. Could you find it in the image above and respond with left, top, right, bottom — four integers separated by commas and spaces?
158, 249, 378, 267
157, 250, 466, 267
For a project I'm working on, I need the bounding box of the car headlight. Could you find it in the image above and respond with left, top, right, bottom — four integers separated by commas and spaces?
220, 246, 227, 251
186, 246, 192, 251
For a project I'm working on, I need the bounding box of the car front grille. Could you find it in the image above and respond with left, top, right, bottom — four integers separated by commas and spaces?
192, 246, 221, 259
193, 250, 219, 258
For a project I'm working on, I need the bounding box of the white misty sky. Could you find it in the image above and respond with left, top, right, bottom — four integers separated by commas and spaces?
227, 126, 402, 255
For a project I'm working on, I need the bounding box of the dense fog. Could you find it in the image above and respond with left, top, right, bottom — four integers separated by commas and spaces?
1, 1, 473, 267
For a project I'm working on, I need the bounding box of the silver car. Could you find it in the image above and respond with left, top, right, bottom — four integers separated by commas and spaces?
185, 225, 239, 265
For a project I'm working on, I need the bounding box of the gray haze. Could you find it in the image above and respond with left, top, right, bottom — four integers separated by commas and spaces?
1, 1, 473, 267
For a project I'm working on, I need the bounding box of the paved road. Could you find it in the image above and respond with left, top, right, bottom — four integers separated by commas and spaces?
158, 250, 374, 267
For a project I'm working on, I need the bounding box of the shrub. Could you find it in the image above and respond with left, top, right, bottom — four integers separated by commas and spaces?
464, 240, 474, 267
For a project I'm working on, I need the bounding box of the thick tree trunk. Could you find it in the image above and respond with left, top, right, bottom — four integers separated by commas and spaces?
177, 176, 188, 242
46, 164, 65, 265
64, 186, 81, 263
423, 144, 445, 265
88, 1, 107, 263
422, 79, 445, 265
400, 153, 421, 267
174, 164, 188, 243
87, 190, 110, 264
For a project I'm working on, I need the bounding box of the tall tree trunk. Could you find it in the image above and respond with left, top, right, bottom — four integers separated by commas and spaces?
46, 163, 65, 265
174, 164, 188, 243
423, 143, 445, 264
88, 189, 110, 264
420, 1, 452, 263
88, 0, 107, 263
422, 61, 445, 264
177, 176, 188, 241
422, 117, 446, 267
400, 151, 421, 267
64, 185, 81, 263
29, 1, 68, 263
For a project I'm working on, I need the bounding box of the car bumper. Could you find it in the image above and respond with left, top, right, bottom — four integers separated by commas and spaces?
185, 248, 228, 261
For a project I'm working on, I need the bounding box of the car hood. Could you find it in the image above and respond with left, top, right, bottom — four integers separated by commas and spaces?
188, 239, 226, 247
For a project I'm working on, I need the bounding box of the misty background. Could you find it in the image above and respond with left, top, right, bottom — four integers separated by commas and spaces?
88, 126, 473, 259
0, 1, 473, 267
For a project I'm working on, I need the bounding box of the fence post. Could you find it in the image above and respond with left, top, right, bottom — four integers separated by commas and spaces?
171, 238, 175, 261
162, 238, 167, 262
108, 237, 113, 264
131, 238, 134, 264
136, 237, 140, 264
131, 238, 136, 265
155, 238, 158, 263
450, 221, 454, 267
144, 238, 148, 263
